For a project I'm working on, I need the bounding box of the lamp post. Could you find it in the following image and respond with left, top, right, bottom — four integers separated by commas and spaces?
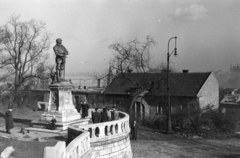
166, 36, 177, 134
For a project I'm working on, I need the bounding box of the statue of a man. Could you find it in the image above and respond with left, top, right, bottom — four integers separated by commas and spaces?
53, 38, 68, 81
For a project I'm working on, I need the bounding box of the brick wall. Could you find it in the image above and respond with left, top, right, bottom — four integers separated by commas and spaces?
197, 72, 219, 109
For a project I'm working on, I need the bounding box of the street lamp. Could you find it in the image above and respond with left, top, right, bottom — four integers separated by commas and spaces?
166, 36, 177, 134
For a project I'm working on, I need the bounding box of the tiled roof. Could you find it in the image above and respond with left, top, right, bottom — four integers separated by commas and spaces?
102, 72, 212, 97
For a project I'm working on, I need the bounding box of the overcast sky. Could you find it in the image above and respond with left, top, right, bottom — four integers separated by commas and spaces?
1, 0, 240, 73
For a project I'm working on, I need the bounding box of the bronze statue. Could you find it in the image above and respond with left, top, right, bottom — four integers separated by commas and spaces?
53, 38, 68, 82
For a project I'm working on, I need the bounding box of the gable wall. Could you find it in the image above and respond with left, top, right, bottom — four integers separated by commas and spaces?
197, 72, 219, 109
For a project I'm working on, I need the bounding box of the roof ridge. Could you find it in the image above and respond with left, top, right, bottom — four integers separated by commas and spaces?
120, 72, 212, 74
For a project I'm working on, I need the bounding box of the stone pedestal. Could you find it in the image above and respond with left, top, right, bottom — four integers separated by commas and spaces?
32, 81, 89, 130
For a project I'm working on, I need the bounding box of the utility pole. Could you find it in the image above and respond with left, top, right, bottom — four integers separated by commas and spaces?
166, 36, 177, 134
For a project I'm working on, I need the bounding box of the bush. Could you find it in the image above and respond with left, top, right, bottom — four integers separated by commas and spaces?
0, 90, 44, 109
171, 105, 236, 137
201, 108, 236, 133
141, 114, 167, 132
141, 116, 155, 128
14, 90, 42, 108
140, 105, 236, 138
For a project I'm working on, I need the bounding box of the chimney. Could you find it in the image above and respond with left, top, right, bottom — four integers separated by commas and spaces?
97, 79, 101, 88
182, 70, 189, 73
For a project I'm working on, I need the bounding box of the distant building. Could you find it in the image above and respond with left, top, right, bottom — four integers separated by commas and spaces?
230, 64, 240, 72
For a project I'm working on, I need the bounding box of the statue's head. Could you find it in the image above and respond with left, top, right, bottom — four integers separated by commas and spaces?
56, 38, 62, 44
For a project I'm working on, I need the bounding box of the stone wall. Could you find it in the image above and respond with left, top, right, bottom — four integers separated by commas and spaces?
90, 133, 132, 158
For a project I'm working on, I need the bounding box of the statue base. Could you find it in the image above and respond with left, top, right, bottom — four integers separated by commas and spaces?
40, 110, 81, 122
32, 81, 88, 130
32, 117, 90, 130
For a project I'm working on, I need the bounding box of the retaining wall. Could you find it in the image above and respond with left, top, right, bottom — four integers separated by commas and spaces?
90, 132, 132, 158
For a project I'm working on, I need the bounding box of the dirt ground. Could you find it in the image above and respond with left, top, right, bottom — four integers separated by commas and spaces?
132, 129, 240, 158
0, 137, 57, 158
0, 106, 240, 158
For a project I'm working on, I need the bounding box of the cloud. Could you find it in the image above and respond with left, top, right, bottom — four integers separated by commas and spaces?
173, 4, 208, 22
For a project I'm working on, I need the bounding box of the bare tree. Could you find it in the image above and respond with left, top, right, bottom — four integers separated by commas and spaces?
0, 15, 52, 101
109, 36, 181, 123
109, 35, 156, 77
0, 73, 13, 95
35, 59, 55, 89
148, 62, 176, 73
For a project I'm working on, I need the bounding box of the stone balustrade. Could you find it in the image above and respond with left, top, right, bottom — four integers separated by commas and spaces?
43, 109, 132, 158
44, 142, 66, 158
43, 131, 91, 158
66, 131, 91, 158
69, 109, 130, 141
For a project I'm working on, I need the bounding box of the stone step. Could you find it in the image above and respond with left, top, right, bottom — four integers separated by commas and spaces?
32, 118, 91, 126
31, 118, 91, 130
24, 127, 62, 134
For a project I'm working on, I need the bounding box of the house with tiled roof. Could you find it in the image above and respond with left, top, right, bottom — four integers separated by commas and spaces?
102, 71, 219, 118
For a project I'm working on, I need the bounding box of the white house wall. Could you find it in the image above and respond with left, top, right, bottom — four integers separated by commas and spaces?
197, 72, 219, 109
